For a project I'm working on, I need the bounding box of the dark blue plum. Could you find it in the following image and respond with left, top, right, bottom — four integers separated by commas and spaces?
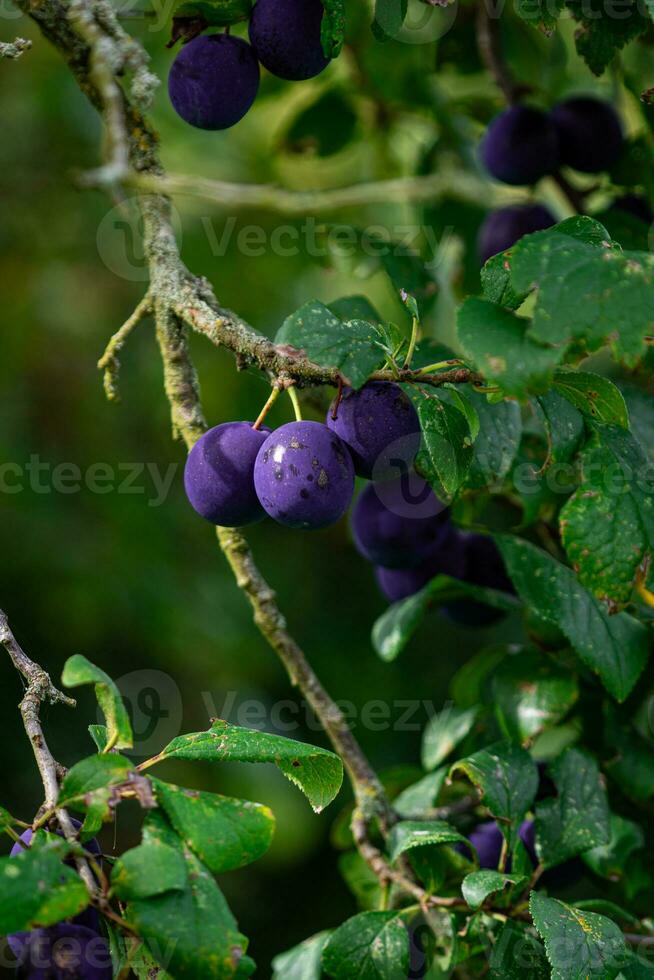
611, 194, 653, 224
168, 34, 260, 130
351, 476, 449, 569
12, 924, 111, 979
326, 382, 421, 480
480, 106, 560, 186
550, 97, 623, 174
442, 533, 514, 627
249, 0, 330, 81
374, 527, 467, 602
184, 422, 271, 527
10, 821, 101, 861
478, 203, 557, 263
461, 820, 536, 870
253, 421, 354, 530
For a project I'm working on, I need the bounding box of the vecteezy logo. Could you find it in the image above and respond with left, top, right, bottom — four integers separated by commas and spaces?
105, 669, 184, 757
96, 195, 183, 283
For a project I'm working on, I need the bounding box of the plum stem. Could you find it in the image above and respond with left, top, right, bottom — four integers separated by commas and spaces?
403, 314, 420, 369
287, 385, 303, 422
253, 383, 282, 430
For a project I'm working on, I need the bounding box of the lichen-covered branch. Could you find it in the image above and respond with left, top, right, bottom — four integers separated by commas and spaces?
0, 611, 96, 893
0, 37, 31, 58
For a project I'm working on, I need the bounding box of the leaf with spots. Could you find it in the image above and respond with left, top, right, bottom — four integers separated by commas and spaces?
320, 0, 346, 57
115, 812, 251, 979
149, 720, 343, 813
530, 891, 628, 980
450, 741, 538, 850
0, 834, 89, 934
322, 911, 409, 979
462, 870, 528, 911
560, 424, 654, 604
152, 778, 275, 873
276, 300, 385, 388
415, 392, 474, 496
490, 921, 550, 979
491, 649, 579, 741
534, 388, 585, 465
496, 535, 649, 701
553, 370, 629, 427
510, 218, 654, 366
465, 390, 523, 488
535, 748, 610, 868
457, 297, 560, 397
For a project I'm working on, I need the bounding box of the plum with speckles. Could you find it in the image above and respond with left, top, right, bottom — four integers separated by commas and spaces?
249, 0, 330, 81
168, 34, 260, 130
253, 421, 354, 530
478, 203, 556, 264
11, 924, 112, 979
550, 97, 623, 174
326, 382, 421, 480
480, 106, 560, 186
184, 422, 271, 527
374, 527, 467, 602
352, 476, 449, 569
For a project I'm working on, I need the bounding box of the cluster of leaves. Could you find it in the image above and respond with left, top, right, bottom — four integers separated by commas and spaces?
0, 656, 343, 977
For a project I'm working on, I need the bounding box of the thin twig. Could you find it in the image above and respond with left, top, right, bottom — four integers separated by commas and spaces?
475, 3, 524, 104
0, 611, 96, 894
97, 291, 152, 400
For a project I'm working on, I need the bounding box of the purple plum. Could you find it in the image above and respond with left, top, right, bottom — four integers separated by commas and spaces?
253, 421, 354, 530
326, 382, 421, 480
184, 422, 271, 527
480, 106, 560, 186
442, 533, 514, 627
550, 96, 623, 174
169, 34, 260, 130
374, 527, 467, 602
12, 924, 111, 979
351, 476, 449, 569
249, 0, 330, 81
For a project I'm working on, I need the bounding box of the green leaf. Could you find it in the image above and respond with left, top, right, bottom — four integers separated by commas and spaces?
422, 705, 479, 770
322, 911, 409, 979
515, 0, 565, 33
457, 297, 560, 397
603, 707, 654, 801
272, 932, 331, 980
112, 838, 188, 901
0, 836, 89, 933
553, 370, 629, 427
152, 778, 275, 873
151, 720, 343, 813
535, 389, 585, 465
530, 891, 628, 979
338, 851, 381, 910
320, 0, 346, 57
511, 219, 654, 365
371, 575, 521, 662
490, 920, 550, 979
535, 748, 610, 868
451, 741, 538, 849
574, 900, 639, 926
372, 0, 408, 41
622, 384, 654, 459
276, 300, 384, 389
393, 768, 447, 818
461, 870, 527, 910
481, 251, 529, 310
491, 650, 579, 741
566, 0, 648, 75
88, 724, 108, 752
388, 820, 468, 862
496, 535, 649, 701
560, 424, 654, 604
59, 753, 133, 808
465, 390, 522, 489
415, 393, 474, 496
62, 654, 132, 751
583, 813, 645, 881
118, 813, 250, 979
280, 90, 357, 158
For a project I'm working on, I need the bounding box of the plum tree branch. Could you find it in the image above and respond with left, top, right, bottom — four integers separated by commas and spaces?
0, 611, 97, 893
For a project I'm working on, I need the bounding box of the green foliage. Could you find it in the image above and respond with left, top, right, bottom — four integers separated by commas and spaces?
421, 704, 479, 770
415, 393, 474, 495
530, 891, 629, 979
451, 741, 539, 850
152, 718, 343, 812
535, 748, 610, 867
491, 650, 579, 741
322, 911, 409, 978
462, 870, 528, 910
0, 835, 89, 933
388, 819, 468, 861
272, 932, 330, 979
62, 654, 133, 751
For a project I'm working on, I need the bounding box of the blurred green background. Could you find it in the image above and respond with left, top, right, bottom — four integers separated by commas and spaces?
1, 0, 652, 972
